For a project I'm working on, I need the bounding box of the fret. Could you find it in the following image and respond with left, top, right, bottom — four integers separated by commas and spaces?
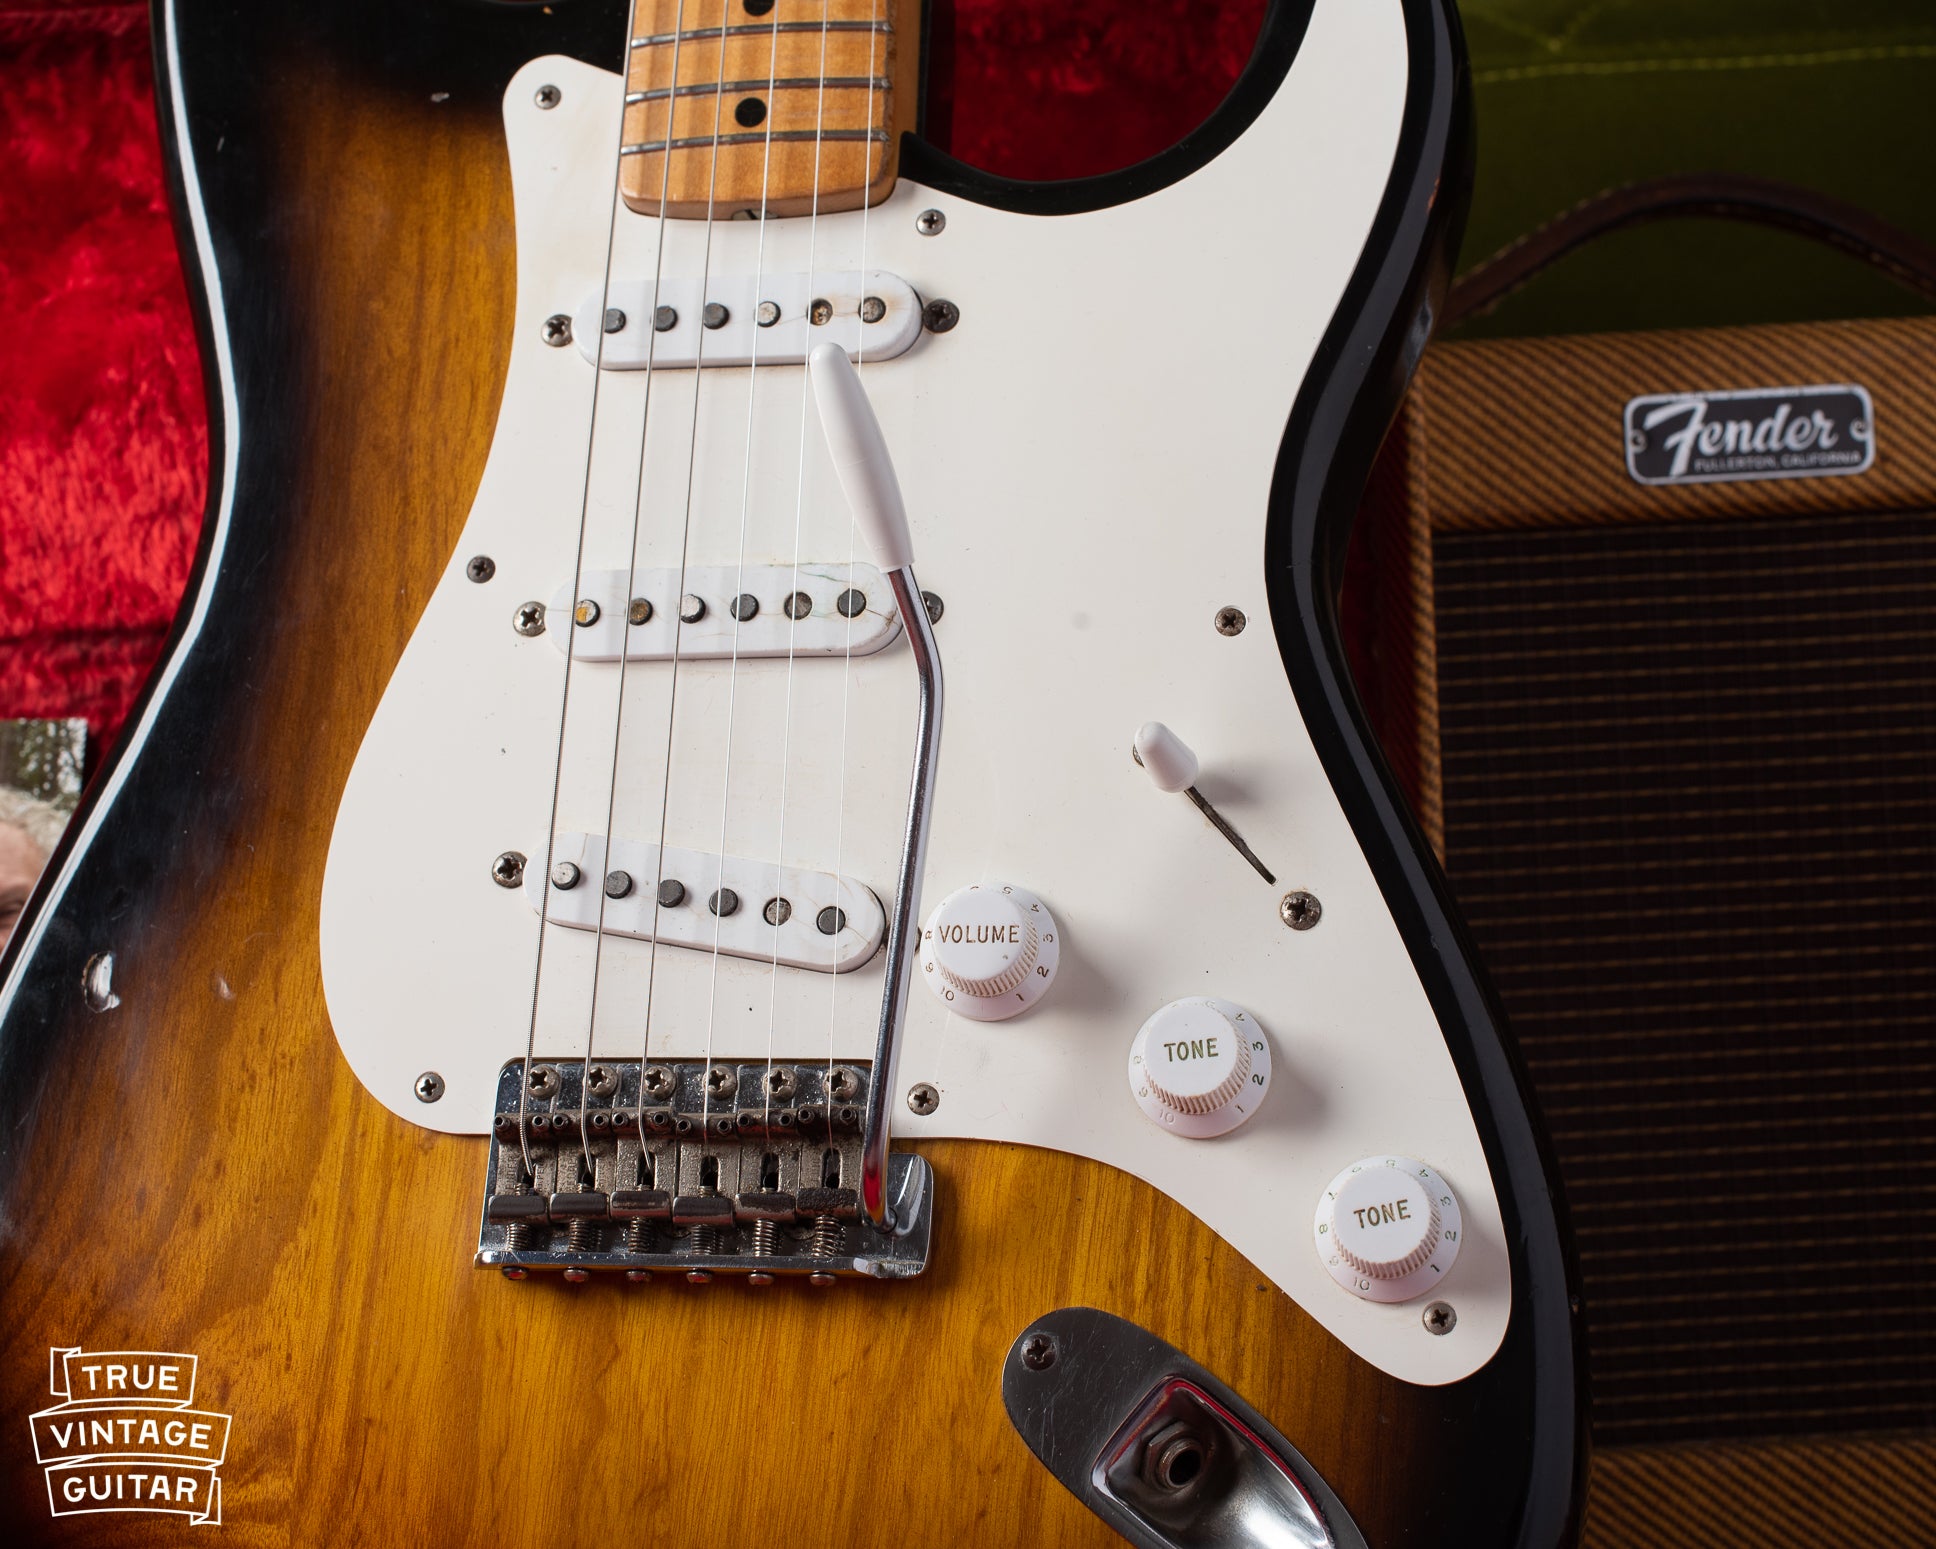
620, 0, 918, 220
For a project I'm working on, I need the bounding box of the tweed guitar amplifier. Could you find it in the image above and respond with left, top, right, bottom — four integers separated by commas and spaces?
1345, 178, 1936, 1548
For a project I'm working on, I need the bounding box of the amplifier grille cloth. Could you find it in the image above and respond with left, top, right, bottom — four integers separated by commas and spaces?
1433, 510, 1936, 1446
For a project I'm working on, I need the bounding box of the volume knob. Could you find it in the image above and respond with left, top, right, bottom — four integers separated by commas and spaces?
919, 884, 1060, 1020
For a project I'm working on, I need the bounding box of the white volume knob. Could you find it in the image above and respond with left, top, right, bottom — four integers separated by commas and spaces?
919, 884, 1060, 1021
1314, 1156, 1463, 1304
1127, 998, 1272, 1138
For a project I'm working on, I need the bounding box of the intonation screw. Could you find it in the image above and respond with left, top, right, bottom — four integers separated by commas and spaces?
653, 305, 678, 332
466, 555, 495, 583
1215, 606, 1247, 636
414, 1071, 445, 1103
679, 594, 707, 623
859, 295, 886, 324
605, 870, 634, 899
534, 83, 561, 109
1423, 1301, 1457, 1336
491, 851, 526, 888
573, 598, 601, 627
763, 897, 792, 926
541, 314, 572, 347
922, 299, 960, 334
809, 298, 834, 326
550, 861, 581, 890
907, 1082, 939, 1116
628, 597, 654, 626
513, 601, 546, 637
603, 307, 626, 334
1021, 1333, 1056, 1371
1279, 891, 1322, 931
915, 208, 946, 236
816, 906, 846, 935
836, 588, 866, 618
702, 302, 730, 329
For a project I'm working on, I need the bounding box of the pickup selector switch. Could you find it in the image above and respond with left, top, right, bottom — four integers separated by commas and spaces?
919, 884, 1060, 1021
1315, 1156, 1463, 1304
1127, 998, 1272, 1138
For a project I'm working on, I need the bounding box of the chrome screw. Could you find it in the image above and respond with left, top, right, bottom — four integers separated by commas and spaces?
465, 555, 495, 583
859, 295, 887, 324
534, 83, 561, 109
550, 861, 581, 890
1021, 1333, 1056, 1371
491, 851, 526, 888
1215, 606, 1247, 636
1423, 1301, 1457, 1336
541, 313, 572, 347
755, 300, 781, 327
513, 601, 546, 637
922, 591, 944, 624
414, 1071, 445, 1103
922, 299, 960, 334
907, 1082, 939, 1116
1279, 891, 1322, 931
915, 208, 946, 236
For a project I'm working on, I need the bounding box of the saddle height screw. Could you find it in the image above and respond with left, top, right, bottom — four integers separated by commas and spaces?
414, 1071, 445, 1103
923, 591, 944, 624
1021, 1333, 1057, 1371
907, 1082, 939, 1116
1423, 1301, 1457, 1336
534, 83, 561, 109
541, 313, 572, 347
922, 299, 960, 334
550, 861, 581, 890
513, 601, 546, 637
915, 208, 946, 236
491, 852, 526, 888
1215, 606, 1247, 636
465, 555, 495, 583
1279, 891, 1322, 931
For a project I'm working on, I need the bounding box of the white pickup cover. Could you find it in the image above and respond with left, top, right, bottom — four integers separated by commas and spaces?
576, 270, 922, 369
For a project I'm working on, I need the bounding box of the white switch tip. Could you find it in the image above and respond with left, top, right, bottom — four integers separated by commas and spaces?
810, 343, 914, 572
1134, 721, 1199, 793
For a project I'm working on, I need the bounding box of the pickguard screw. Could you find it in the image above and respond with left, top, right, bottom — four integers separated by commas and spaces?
763, 897, 792, 926
729, 593, 759, 622
628, 597, 653, 625
513, 601, 546, 637
836, 588, 867, 618
816, 905, 846, 935
922, 299, 960, 334
1215, 606, 1247, 636
414, 1071, 445, 1103
603, 307, 626, 334
756, 300, 781, 327
653, 304, 678, 332
809, 298, 833, 326
783, 590, 812, 620
541, 313, 572, 347
702, 301, 730, 329
915, 208, 946, 236
709, 887, 740, 917
680, 594, 707, 624
1279, 891, 1322, 931
922, 591, 944, 624
550, 861, 581, 890
657, 878, 687, 908
907, 1082, 939, 1115
606, 870, 634, 899
1423, 1301, 1457, 1335
859, 295, 886, 324
573, 598, 601, 626
491, 851, 526, 888
1021, 1333, 1056, 1371
534, 83, 561, 109
466, 555, 495, 583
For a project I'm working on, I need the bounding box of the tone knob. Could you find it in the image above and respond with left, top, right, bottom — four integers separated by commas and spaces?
1127, 998, 1273, 1138
1314, 1155, 1463, 1304
918, 884, 1060, 1020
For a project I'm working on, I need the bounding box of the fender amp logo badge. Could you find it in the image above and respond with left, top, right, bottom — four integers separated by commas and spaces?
1625, 384, 1875, 486
29, 1346, 230, 1525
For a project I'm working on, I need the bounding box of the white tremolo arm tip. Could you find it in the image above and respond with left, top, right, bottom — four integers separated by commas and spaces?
1135, 721, 1199, 793
810, 342, 915, 572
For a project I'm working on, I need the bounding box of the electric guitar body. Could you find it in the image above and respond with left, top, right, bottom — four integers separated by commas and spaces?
0, 0, 1584, 1542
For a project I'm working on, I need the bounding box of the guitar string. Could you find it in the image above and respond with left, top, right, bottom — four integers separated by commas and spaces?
517, 0, 669, 1183
573, 0, 702, 1189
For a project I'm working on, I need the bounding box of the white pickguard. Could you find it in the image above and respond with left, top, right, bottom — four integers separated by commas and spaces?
320, 0, 1509, 1386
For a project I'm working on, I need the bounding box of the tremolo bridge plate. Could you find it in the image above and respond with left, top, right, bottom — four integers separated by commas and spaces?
476, 1059, 933, 1281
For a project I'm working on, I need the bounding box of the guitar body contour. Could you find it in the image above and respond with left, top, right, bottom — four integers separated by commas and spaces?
0, 1, 1584, 1543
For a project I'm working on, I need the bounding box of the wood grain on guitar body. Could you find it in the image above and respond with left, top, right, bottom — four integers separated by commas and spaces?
0, 1, 1584, 1543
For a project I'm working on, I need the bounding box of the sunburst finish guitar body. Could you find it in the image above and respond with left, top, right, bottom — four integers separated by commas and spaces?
0, 0, 1584, 1542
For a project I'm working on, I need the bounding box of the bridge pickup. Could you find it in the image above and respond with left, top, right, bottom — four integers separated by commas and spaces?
548, 564, 900, 662
575, 270, 922, 370
524, 833, 885, 973
476, 1059, 934, 1282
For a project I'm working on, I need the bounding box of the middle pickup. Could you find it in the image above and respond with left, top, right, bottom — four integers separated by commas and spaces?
525, 832, 886, 974
548, 564, 901, 662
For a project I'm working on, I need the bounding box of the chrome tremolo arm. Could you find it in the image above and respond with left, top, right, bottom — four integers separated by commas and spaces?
809, 345, 941, 1229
